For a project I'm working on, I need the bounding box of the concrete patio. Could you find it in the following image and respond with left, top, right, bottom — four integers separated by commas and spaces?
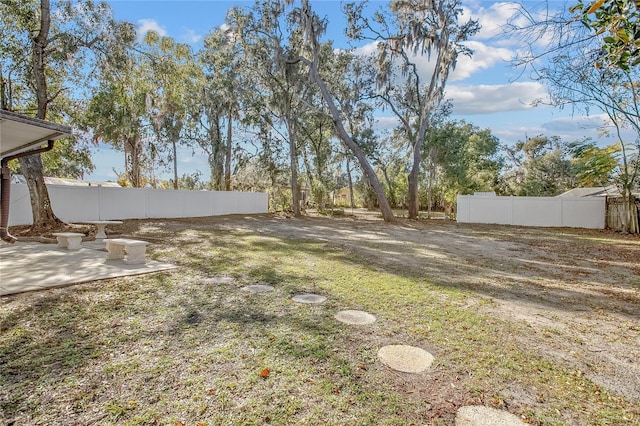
0, 240, 177, 296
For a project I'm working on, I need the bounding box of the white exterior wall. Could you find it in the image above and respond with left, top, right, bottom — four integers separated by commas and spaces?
457, 195, 605, 229
9, 184, 268, 226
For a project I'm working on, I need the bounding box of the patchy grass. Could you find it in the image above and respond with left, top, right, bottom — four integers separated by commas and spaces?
1, 218, 639, 425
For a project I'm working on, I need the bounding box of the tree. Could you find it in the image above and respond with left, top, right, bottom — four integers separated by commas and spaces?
0, 0, 133, 229
84, 58, 150, 187
425, 120, 502, 211
230, 3, 309, 216
345, 0, 479, 219
510, 1, 640, 231
144, 32, 198, 189
287, 0, 395, 221
569, 139, 619, 186
502, 135, 575, 196
199, 24, 247, 191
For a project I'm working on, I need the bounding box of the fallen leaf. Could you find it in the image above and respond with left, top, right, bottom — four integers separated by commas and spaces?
260, 368, 270, 378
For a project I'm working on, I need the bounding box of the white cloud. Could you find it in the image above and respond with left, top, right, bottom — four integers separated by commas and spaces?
539, 114, 636, 144
462, 2, 525, 41
353, 41, 379, 56
478, 113, 635, 147
541, 115, 608, 133
354, 39, 513, 84
181, 29, 203, 44
451, 41, 513, 81
447, 82, 548, 114
136, 19, 167, 42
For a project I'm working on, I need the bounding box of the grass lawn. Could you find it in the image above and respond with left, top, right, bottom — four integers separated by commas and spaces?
1, 214, 639, 425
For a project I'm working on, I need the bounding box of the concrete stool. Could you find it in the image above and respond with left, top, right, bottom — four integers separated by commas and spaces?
105, 238, 150, 264
52, 232, 84, 250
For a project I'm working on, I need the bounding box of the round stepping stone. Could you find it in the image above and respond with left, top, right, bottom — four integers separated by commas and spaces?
291, 293, 326, 304
335, 310, 376, 325
378, 345, 434, 373
455, 406, 527, 426
241, 284, 274, 293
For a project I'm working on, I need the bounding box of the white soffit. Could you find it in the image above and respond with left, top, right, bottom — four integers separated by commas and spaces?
0, 110, 72, 158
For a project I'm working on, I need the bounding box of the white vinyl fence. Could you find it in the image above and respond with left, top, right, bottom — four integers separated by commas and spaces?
457, 194, 606, 229
9, 184, 268, 226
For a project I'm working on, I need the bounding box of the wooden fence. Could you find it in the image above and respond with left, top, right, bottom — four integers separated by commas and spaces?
606, 196, 640, 233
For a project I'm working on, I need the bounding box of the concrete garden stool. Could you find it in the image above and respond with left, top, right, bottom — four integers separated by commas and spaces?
52, 232, 84, 250
105, 238, 150, 264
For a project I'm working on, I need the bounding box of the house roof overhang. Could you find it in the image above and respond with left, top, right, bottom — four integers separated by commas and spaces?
0, 110, 72, 159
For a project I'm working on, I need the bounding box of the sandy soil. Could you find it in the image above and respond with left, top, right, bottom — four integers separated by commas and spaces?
174, 210, 640, 403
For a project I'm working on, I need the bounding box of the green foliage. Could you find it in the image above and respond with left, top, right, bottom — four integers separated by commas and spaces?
501, 135, 626, 197
502, 136, 575, 196
569, 139, 619, 186
41, 139, 94, 178
424, 120, 503, 205
175, 171, 206, 191
271, 188, 293, 213
570, 0, 640, 71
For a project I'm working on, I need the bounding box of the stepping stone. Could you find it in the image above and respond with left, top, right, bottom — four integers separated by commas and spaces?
455, 406, 527, 426
335, 310, 376, 325
291, 293, 326, 304
378, 345, 434, 374
241, 284, 275, 293
202, 276, 234, 285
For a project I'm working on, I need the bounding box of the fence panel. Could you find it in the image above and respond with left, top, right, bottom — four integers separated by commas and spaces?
457, 195, 605, 229
181, 190, 215, 217
210, 191, 237, 216
512, 197, 561, 227
606, 197, 640, 232
9, 183, 268, 225
7, 183, 32, 226
99, 187, 148, 220
48, 185, 101, 222
146, 189, 184, 218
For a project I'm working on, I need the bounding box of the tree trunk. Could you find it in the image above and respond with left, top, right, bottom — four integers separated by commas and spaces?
381, 166, 396, 207
287, 118, 301, 217
426, 153, 435, 219
18, 155, 63, 231
33, 0, 50, 120
126, 136, 143, 187
172, 139, 179, 189
212, 117, 224, 190
307, 61, 394, 222
407, 143, 422, 219
408, 108, 430, 220
225, 109, 232, 191
19, 0, 63, 230
346, 157, 355, 208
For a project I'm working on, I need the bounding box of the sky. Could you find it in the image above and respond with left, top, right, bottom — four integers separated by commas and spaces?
84, 0, 618, 183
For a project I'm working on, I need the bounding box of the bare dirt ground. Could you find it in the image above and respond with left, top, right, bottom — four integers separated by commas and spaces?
155, 209, 639, 404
